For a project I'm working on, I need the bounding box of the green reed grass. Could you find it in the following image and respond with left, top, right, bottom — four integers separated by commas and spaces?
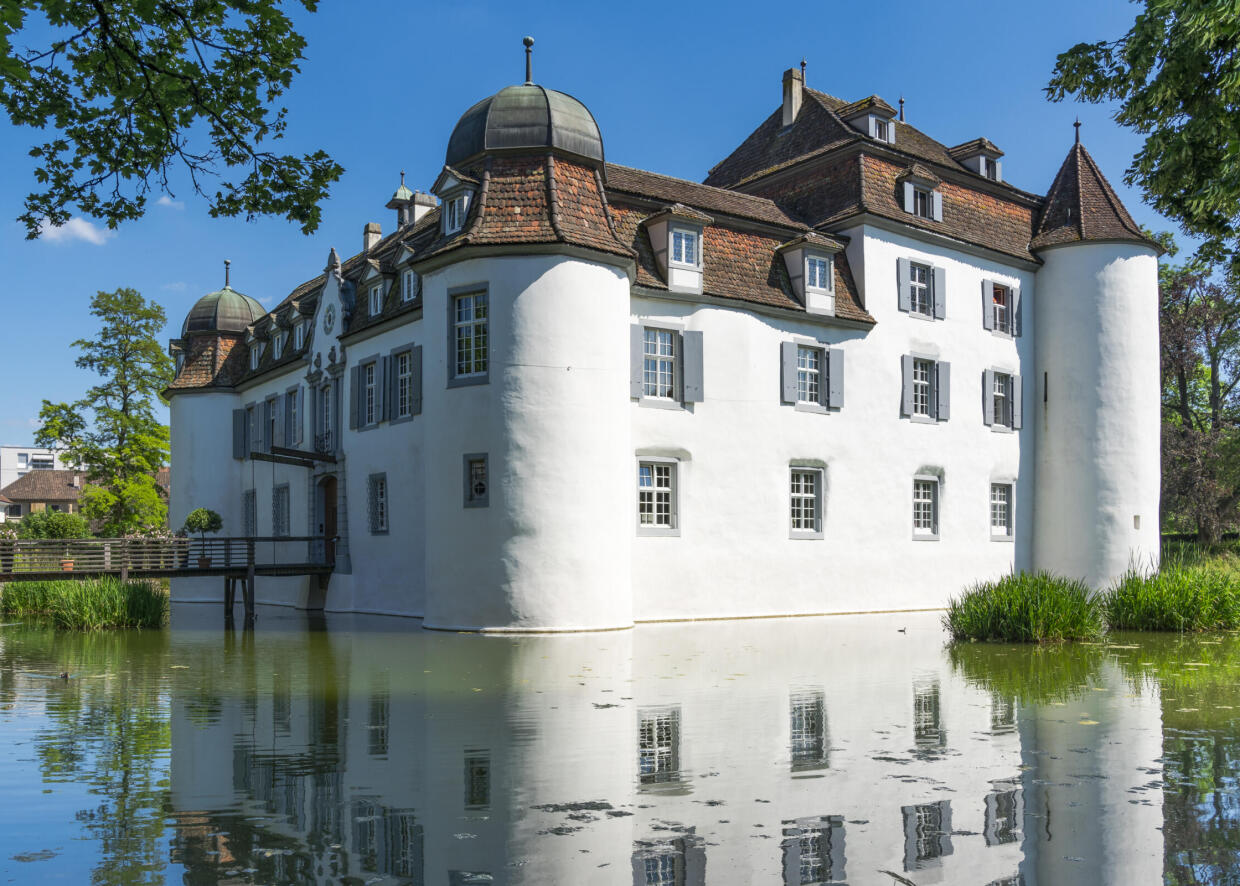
944, 571, 1105, 643
1101, 561, 1240, 632
0, 578, 168, 630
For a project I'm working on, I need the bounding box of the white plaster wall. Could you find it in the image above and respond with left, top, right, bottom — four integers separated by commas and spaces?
1033, 243, 1161, 587
420, 254, 633, 631
632, 225, 1036, 621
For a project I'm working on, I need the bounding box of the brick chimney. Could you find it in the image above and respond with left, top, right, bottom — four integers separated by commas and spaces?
782, 67, 804, 127
363, 222, 381, 252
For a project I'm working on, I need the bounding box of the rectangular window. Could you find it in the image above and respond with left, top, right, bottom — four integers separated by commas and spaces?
796, 346, 821, 404
242, 489, 257, 537
790, 690, 827, 770
903, 801, 952, 867
913, 478, 938, 538
993, 372, 1012, 429
782, 817, 845, 884
985, 785, 1021, 847
991, 483, 1013, 538
284, 390, 298, 446
464, 454, 489, 508
671, 228, 699, 266
908, 262, 932, 316
395, 351, 413, 418
272, 484, 289, 537
445, 195, 467, 233
272, 333, 283, 360
464, 752, 491, 809
369, 284, 383, 317
912, 359, 933, 417
992, 284, 1011, 334
249, 347, 259, 371
806, 255, 831, 290
363, 362, 377, 425
991, 693, 1016, 734
912, 187, 931, 219
914, 678, 945, 748
294, 323, 304, 350
453, 292, 488, 378
874, 117, 890, 142
320, 385, 332, 435
790, 468, 822, 536
642, 328, 677, 399
402, 269, 417, 302
638, 707, 680, 785
16, 454, 26, 467
638, 461, 676, 533
368, 473, 388, 533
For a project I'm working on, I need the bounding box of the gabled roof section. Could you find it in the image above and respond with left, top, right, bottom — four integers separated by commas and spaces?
606, 164, 803, 228
836, 95, 896, 119
0, 470, 87, 503
1031, 140, 1155, 251
948, 137, 1003, 160
897, 163, 941, 186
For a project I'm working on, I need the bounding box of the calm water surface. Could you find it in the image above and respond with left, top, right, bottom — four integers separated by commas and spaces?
0, 607, 1236, 885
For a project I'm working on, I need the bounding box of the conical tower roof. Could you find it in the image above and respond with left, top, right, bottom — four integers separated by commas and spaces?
1031, 137, 1155, 251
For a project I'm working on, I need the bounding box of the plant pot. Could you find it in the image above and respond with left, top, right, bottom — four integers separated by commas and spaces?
60, 559, 74, 572
197, 556, 212, 569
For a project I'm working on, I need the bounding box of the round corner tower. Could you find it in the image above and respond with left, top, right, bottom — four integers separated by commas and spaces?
1032, 136, 1161, 588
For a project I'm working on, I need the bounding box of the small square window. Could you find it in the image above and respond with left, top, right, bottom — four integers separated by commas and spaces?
464, 454, 489, 508
790, 468, 823, 537
671, 228, 699, 267
369, 284, 383, 317
368, 473, 388, 533
806, 255, 832, 291
637, 460, 678, 535
991, 483, 1013, 539
913, 477, 939, 539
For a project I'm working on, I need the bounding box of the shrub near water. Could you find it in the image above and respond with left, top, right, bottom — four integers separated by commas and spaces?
1102, 563, 1240, 632
0, 578, 167, 630
944, 572, 1104, 643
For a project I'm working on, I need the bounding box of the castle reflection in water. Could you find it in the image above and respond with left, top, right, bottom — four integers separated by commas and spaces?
167, 608, 1167, 885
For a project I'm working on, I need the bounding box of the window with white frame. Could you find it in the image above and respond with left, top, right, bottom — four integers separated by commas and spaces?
642, 329, 677, 399
272, 332, 283, 361
993, 372, 1013, 429
249, 346, 259, 371
242, 489, 257, 536
638, 707, 680, 785
369, 284, 383, 317
991, 483, 1013, 538
908, 262, 933, 316
368, 473, 388, 533
913, 477, 939, 538
991, 284, 1012, 334
445, 194, 468, 234
395, 350, 413, 418
671, 228, 699, 267
790, 690, 827, 770
912, 358, 934, 417
638, 461, 676, 532
912, 186, 932, 219
294, 322, 305, 350
284, 390, 298, 445
272, 484, 289, 537
402, 269, 417, 303
904, 801, 951, 865
319, 385, 332, 436
874, 117, 891, 143
790, 468, 822, 536
796, 345, 822, 404
464, 454, 488, 508
453, 292, 488, 378
806, 255, 832, 290
363, 362, 377, 425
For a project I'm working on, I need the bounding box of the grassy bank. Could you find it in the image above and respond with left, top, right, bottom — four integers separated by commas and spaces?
1103, 561, 1240, 632
944, 572, 1104, 643
0, 578, 168, 630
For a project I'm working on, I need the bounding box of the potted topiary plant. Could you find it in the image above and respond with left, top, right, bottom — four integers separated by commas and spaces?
183, 508, 223, 568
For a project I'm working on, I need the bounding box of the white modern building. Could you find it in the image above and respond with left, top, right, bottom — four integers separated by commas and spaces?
0, 445, 71, 520
166, 58, 1161, 630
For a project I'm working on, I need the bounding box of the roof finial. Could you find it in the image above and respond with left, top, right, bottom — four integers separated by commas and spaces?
1074, 117, 1081, 144
523, 36, 534, 85
224, 259, 231, 288
400, 169, 405, 186
899, 95, 905, 122
800, 57, 806, 80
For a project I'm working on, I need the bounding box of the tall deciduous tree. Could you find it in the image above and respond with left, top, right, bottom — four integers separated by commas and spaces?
36, 288, 174, 535
1047, 1, 1240, 264
0, 0, 342, 238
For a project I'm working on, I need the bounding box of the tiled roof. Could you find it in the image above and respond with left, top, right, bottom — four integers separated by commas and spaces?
948, 137, 1003, 160
836, 95, 896, 119
0, 470, 87, 503
608, 164, 804, 228
1031, 141, 1155, 250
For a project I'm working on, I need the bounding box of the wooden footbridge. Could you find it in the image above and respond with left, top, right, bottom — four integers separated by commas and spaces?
0, 537, 333, 619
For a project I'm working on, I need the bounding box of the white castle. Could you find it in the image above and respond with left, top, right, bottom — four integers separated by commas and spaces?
167, 59, 1161, 631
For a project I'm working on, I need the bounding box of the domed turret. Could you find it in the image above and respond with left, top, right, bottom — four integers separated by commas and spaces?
181, 262, 264, 337
444, 38, 603, 168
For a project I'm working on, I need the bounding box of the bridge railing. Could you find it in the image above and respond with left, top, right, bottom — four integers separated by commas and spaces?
0, 536, 331, 576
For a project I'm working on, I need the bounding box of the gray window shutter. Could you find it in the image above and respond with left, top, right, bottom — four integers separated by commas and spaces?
780, 341, 798, 404
828, 348, 845, 408
682, 330, 704, 403
897, 258, 911, 312
273, 397, 285, 448
901, 355, 914, 416
902, 182, 915, 214
232, 410, 246, 459
1013, 374, 1023, 429
932, 190, 943, 221
936, 361, 951, 421
629, 324, 644, 399
412, 345, 424, 415
933, 266, 947, 319
981, 279, 995, 330
1012, 285, 1022, 336
379, 356, 390, 422
349, 365, 360, 430
983, 369, 995, 426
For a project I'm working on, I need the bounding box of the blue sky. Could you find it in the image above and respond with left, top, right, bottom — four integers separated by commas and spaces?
0, 0, 1171, 445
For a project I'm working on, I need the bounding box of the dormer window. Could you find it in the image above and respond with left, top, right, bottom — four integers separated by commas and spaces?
873, 117, 891, 143
445, 193, 469, 234
899, 167, 943, 222
912, 187, 931, 219
779, 234, 843, 316
806, 255, 832, 291
671, 228, 700, 267
948, 139, 1004, 184
369, 284, 383, 317
294, 322, 305, 350
249, 346, 260, 371
272, 332, 283, 361
643, 205, 711, 296
402, 269, 418, 303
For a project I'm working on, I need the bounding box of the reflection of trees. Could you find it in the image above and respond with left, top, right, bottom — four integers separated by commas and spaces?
947, 640, 1105, 705
0, 626, 172, 886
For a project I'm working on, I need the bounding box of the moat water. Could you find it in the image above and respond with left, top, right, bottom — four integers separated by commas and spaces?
0, 607, 1235, 885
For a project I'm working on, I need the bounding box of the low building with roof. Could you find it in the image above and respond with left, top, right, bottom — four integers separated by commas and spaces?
0, 469, 88, 521
165, 46, 1160, 630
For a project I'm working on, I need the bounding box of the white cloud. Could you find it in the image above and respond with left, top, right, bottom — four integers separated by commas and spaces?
258, 296, 275, 307
161, 281, 188, 292
156, 195, 184, 210
38, 217, 115, 246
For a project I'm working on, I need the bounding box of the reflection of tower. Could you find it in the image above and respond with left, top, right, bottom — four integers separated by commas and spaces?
1031, 132, 1162, 588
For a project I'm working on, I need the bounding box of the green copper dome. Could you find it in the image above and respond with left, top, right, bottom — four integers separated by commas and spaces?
445, 84, 604, 168
181, 286, 265, 337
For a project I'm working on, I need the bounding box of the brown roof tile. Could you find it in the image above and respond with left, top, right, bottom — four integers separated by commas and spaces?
1031, 141, 1155, 250
605, 164, 803, 228
0, 470, 87, 503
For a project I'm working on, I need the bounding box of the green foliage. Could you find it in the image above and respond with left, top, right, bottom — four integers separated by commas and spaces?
0, 0, 342, 237
1047, 2, 1240, 264
15, 510, 90, 539
182, 507, 222, 540
1103, 561, 1240, 631
943, 572, 1106, 643
0, 577, 167, 629
948, 640, 1106, 705
36, 288, 172, 536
